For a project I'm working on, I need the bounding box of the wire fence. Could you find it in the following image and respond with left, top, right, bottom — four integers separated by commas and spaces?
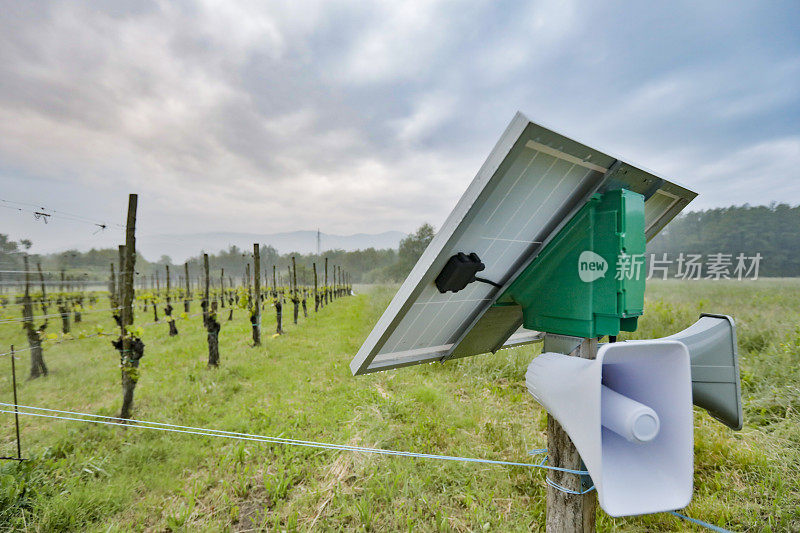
0, 402, 732, 532
0, 307, 123, 325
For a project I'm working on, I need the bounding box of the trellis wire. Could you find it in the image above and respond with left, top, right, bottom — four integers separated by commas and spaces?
0, 307, 122, 325
0, 403, 585, 473
0, 403, 733, 531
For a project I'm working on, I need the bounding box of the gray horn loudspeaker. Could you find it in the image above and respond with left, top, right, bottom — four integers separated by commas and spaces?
658, 313, 743, 430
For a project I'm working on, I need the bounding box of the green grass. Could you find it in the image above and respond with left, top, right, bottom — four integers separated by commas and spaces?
0, 280, 799, 531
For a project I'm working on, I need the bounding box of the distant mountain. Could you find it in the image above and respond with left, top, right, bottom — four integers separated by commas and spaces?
137, 230, 406, 262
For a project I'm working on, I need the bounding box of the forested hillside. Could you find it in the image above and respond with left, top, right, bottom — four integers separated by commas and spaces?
647, 203, 800, 277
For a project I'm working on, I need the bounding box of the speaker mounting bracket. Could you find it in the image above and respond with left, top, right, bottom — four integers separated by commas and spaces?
543, 333, 584, 355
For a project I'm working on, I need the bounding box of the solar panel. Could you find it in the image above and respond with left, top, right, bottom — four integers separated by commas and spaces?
351, 112, 696, 375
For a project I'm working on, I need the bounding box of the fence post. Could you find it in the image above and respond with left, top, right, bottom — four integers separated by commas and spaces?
11, 345, 21, 460
546, 336, 597, 532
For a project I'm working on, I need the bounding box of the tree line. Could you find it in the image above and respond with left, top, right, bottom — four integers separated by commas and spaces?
4, 202, 798, 284
646, 203, 800, 277
0, 223, 437, 287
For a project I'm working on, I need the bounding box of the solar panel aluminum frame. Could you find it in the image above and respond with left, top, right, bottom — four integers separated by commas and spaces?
351, 112, 696, 375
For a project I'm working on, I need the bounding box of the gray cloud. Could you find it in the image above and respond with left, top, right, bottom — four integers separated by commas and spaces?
0, 0, 798, 255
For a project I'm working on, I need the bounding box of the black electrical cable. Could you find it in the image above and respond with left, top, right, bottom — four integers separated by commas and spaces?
473, 276, 502, 289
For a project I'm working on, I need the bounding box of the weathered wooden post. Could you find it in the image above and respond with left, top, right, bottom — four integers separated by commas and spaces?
22, 256, 47, 379
219, 268, 225, 308
151, 271, 159, 323
272, 264, 283, 334
109, 262, 117, 310
313, 262, 319, 312
183, 262, 190, 313
226, 272, 234, 321
9, 345, 22, 460
291, 258, 299, 325
324, 257, 329, 306
117, 245, 125, 315
252, 244, 261, 346
118, 193, 143, 420
57, 269, 69, 333
165, 265, 178, 336
36, 263, 47, 317
301, 264, 308, 318
545, 337, 597, 533
203, 254, 220, 367
329, 264, 335, 301
245, 262, 252, 310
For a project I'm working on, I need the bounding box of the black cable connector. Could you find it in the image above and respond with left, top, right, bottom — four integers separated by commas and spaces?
435, 253, 502, 293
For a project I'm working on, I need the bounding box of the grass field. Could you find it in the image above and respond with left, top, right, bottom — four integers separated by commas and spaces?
0, 280, 799, 531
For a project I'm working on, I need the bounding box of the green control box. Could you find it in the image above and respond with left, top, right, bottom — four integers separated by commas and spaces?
494, 189, 646, 338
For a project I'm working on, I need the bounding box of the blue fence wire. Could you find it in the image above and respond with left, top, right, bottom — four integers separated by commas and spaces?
0, 402, 733, 531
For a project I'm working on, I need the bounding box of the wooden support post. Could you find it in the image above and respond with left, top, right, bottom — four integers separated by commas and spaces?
109, 262, 117, 309
203, 254, 220, 367
22, 256, 46, 379
546, 337, 597, 533
273, 262, 283, 335
119, 194, 139, 420
252, 244, 261, 346
58, 269, 69, 333
219, 268, 225, 308
324, 258, 328, 305
11, 345, 21, 460
37, 263, 47, 316
245, 262, 252, 308
117, 246, 125, 310
313, 262, 318, 312
204, 256, 210, 306
291, 257, 299, 325
152, 271, 159, 322
166, 265, 178, 336
184, 262, 190, 313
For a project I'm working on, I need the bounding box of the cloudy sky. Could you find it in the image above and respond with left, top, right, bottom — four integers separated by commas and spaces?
1, 0, 798, 255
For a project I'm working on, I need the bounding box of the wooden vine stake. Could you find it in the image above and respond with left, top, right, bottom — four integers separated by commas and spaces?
117, 246, 124, 318
203, 253, 220, 367
117, 194, 144, 420
226, 270, 234, 321
58, 269, 70, 333
324, 257, 329, 306
109, 262, 117, 311
219, 268, 225, 309
273, 264, 283, 335
546, 337, 597, 533
251, 244, 261, 346
301, 271, 308, 319
22, 255, 47, 379
313, 262, 319, 312
37, 262, 47, 317
183, 262, 191, 313
165, 265, 178, 336
151, 272, 159, 323
291, 257, 299, 325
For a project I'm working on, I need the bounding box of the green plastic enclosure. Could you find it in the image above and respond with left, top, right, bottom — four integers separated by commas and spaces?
494, 189, 646, 338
